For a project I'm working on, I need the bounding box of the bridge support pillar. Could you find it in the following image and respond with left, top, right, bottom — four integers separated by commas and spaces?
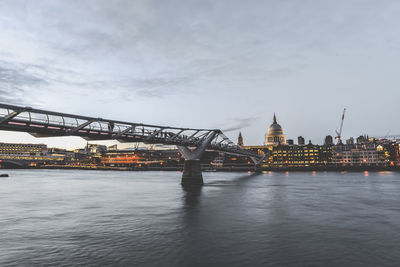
251, 156, 264, 173
181, 159, 203, 185
178, 131, 219, 186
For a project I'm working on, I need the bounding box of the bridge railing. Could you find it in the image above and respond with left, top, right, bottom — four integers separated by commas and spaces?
0, 103, 261, 159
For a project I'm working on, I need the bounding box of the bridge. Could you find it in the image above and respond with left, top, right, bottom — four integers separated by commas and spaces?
0, 103, 263, 185
0, 158, 27, 168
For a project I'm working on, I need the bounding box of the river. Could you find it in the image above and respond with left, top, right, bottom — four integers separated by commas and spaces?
1, 170, 400, 266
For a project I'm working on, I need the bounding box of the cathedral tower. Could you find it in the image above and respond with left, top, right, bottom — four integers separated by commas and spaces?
264, 113, 286, 146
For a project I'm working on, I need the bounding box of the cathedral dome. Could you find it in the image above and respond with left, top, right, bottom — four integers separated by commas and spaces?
265, 114, 286, 146
267, 123, 284, 135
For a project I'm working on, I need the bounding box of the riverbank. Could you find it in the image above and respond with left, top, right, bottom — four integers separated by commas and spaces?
1, 164, 400, 172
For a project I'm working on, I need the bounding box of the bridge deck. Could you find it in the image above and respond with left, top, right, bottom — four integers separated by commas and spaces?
0, 103, 261, 159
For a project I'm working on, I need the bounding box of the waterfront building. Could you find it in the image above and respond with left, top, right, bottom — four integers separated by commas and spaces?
0, 143, 47, 156
372, 140, 400, 166
264, 143, 332, 168
0, 154, 65, 168
0, 144, 65, 168
101, 151, 141, 166
47, 148, 74, 164
395, 142, 400, 165
332, 143, 387, 167
101, 149, 183, 168
264, 114, 286, 146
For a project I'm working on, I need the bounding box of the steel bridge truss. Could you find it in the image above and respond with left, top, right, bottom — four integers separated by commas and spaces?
0, 103, 261, 160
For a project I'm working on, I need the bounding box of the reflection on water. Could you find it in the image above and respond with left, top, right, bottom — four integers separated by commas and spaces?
1, 170, 400, 266
181, 184, 203, 208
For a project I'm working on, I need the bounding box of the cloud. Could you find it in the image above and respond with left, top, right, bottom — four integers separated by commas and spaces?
0, 0, 399, 147
0, 61, 48, 104
222, 116, 259, 132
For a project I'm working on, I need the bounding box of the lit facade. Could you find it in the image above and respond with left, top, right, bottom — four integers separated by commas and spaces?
101, 152, 141, 166
395, 143, 400, 165
0, 143, 47, 156
332, 143, 387, 167
264, 144, 332, 168
101, 149, 183, 167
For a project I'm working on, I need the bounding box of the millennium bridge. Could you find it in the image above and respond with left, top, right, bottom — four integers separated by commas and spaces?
0, 103, 263, 185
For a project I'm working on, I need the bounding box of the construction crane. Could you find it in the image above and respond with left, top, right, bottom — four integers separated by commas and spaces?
384, 129, 391, 139
335, 108, 346, 144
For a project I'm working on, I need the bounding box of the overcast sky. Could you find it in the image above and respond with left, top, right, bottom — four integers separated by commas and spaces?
0, 0, 399, 149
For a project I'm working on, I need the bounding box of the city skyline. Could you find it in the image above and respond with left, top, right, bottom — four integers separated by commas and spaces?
1, 0, 400, 148
0, 110, 394, 150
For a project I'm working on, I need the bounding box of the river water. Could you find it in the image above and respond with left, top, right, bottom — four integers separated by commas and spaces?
0, 170, 400, 266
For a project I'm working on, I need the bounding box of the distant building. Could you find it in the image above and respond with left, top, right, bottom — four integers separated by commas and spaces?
395, 143, 400, 165
240, 113, 287, 153
298, 136, 305, 145
48, 147, 74, 158
324, 135, 333, 146
264, 143, 332, 168
0, 143, 47, 156
346, 137, 354, 145
108, 144, 118, 150
332, 143, 387, 167
264, 114, 286, 146
286, 139, 294, 145
356, 135, 369, 144
101, 149, 183, 168
101, 150, 141, 166
86, 144, 107, 154
237, 132, 244, 147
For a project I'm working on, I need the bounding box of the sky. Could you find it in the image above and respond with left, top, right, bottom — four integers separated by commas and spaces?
0, 0, 399, 149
